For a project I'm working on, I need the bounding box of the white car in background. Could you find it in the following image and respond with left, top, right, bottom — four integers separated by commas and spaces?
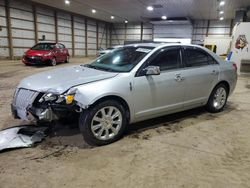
98, 45, 123, 56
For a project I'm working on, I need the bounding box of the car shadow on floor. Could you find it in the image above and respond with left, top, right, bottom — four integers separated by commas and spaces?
42, 103, 236, 149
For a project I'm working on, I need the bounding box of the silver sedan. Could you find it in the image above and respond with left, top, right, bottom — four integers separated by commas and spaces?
12, 43, 238, 146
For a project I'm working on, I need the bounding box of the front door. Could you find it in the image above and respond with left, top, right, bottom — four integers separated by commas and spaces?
132, 46, 186, 121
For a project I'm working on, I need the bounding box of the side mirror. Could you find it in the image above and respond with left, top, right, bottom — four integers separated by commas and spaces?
144, 66, 161, 76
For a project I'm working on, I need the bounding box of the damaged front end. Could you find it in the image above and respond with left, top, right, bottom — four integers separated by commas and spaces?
11, 88, 82, 122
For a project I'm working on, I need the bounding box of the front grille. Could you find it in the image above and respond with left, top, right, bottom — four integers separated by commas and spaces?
25, 56, 42, 64
14, 89, 39, 109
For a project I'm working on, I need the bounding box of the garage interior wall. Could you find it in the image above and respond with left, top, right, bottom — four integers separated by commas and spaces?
0, 0, 111, 59
110, 19, 234, 46
192, 19, 234, 45
111, 22, 153, 45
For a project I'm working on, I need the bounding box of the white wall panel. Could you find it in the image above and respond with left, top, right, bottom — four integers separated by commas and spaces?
88, 49, 97, 56
87, 32, 96, 38
75, 43, 85, 48
74, 16, 85, 24
11, 19, 34, 29
0, 38, 8, 46
0, 16, 6, 26
37, 14, 55, 24
74, 22, 85, 30
12, 29, 35, 38
154, 24, 193, 38
0, 5, 5, 16
75, 36, 85, 43
58, 26, 71, 34
75, 49, 85, 56
10, 8, 33, 21
38, 32, 55, 41
0, 27, 8, 37
0, 48, 9, 57
13, 48, 27, 56
75, 28, 85, 36
38, 23, 55, 32
58, 18, 71, 27
58, 34, 71, 42
13, 38, 35, 47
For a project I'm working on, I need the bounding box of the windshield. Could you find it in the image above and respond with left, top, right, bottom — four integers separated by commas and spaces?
31, 43, 55, 50
87, 46, 154, 72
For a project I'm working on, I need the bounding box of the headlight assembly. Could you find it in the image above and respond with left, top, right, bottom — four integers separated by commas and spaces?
39, 93, 58, 103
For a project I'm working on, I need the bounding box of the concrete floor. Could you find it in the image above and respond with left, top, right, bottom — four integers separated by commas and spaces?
0, 58, 250, 188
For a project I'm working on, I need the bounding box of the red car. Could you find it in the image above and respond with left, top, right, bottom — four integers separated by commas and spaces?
22, 43, 70, 66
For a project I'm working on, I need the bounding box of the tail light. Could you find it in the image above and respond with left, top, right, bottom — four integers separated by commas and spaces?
232, 63, 237, 71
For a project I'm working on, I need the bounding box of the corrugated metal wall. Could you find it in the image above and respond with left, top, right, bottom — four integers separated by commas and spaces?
0, 0, 235, 59
192, 19, 234, 45
0, 0, 9, 57
0, 0, 111, 59
111, 22, 153, 45
153, 24, 193, 39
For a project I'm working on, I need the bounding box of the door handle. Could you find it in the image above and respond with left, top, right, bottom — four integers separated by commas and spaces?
174, 74, 184, 82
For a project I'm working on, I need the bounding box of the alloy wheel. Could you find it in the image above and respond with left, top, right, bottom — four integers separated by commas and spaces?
91, 106, 122, 141
213, 87, 227, 110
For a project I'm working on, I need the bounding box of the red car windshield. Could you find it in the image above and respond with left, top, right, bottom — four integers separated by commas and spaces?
31, 43, 55, 50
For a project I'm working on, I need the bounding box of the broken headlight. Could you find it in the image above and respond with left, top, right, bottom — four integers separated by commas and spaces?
38, 93, 59, 103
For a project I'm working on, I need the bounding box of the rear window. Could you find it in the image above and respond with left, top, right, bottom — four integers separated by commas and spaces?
185, 48, 217, 67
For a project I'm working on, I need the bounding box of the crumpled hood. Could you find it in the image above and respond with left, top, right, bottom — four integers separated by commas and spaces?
17, 65, 118, 94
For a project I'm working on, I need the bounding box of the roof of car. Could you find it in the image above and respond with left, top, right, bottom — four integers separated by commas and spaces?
124, 43, 200, 48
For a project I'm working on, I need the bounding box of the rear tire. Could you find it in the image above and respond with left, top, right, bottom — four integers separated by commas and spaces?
79, 100, 127, 146
206, 83, 228, 113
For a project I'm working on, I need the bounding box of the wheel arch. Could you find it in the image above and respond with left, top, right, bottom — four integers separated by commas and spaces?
215, 80, 230, 94
89, 95, 131, 122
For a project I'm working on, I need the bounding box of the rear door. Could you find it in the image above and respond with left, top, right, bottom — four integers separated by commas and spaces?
59, 44, 67, 61
181, 46, 220, 107
54, 44, 62, 62
133, 46, 186, 120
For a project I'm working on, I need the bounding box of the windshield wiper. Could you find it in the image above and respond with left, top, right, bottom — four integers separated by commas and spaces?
83, 64, 117, 72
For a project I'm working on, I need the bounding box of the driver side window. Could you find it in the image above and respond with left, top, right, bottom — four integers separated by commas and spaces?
149, 47, 181, 71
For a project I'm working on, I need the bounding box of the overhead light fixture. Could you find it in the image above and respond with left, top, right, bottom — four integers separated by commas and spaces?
111, 16, 115, 19
219, 11, 224, 14
92, 9, 96, 13
219, 1, 225, 6
125, 20, 128, 23
147, 6, 154, 11
220, 17, 224, 20
65, 0, 70, 5
161, 16, 167, 20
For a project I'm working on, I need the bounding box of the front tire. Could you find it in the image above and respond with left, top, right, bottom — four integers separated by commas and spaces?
65, 55, 69, 63
79, 100, 127, 146
206, 83, 228, 113
50, 57, 57, 66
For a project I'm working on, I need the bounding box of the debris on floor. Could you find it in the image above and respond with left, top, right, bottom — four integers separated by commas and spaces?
0, 125, 49, 152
